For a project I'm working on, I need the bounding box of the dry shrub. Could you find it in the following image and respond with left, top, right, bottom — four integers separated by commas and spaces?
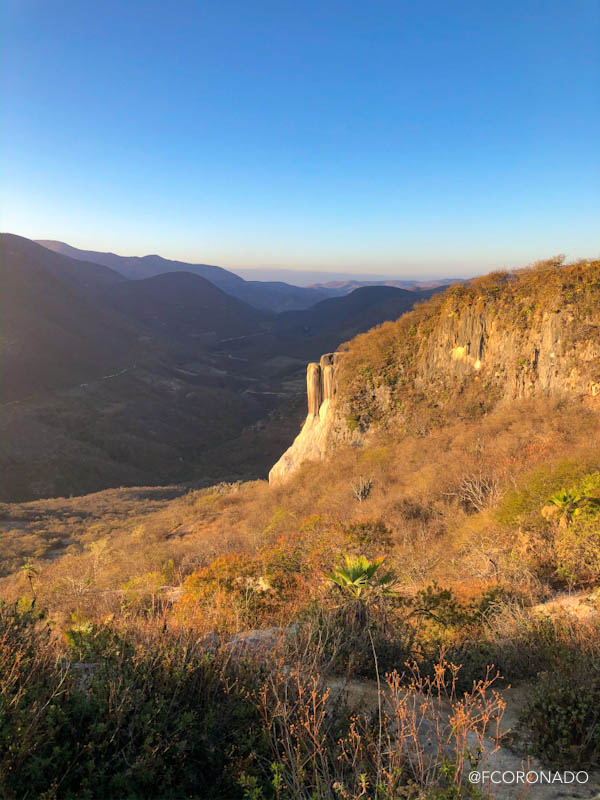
257, 660, 505, 800
0, 603, 267, 799
175, 519, 348, 634
351, 476, 373, 503
453, 473, 502, 513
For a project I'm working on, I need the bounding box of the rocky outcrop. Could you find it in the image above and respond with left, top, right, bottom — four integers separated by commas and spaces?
269, 353, 343, 483
270, 263, 600, 483
415, 302, 600, 401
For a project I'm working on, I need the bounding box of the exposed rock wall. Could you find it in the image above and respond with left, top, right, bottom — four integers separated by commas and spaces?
269, 264, 600, 483
415, 303, 600, 400
269, 353, 341, 483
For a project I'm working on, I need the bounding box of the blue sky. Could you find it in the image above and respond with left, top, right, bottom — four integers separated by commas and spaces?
2, 0, 599, 276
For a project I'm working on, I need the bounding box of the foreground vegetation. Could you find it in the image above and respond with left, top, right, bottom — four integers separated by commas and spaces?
2, 589, 600, 798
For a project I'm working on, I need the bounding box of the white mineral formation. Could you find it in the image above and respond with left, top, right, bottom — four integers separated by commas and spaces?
269, 353, 338, 483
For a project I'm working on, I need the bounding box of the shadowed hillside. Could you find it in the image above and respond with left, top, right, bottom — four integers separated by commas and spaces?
102, 270, 270, 341
1, 235, 441, 502
0, 236, 295, 500
274, 284, 437, 339
0, 234, 143, 401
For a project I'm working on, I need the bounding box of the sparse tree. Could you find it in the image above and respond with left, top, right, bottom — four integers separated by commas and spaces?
352, 476, 373, 502
20, 559, 40, 605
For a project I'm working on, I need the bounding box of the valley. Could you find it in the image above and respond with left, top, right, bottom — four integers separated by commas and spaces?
1, 234, 434, 501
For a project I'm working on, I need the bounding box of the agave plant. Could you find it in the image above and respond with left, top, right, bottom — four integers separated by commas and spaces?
327, 555, 397, 600
327, 554, 398, 780
549, 488, 584, 527
550, 488, 582, 511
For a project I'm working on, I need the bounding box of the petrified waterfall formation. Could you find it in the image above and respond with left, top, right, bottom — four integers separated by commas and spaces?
269, 353, 338, 483
306, 362, 322, 416
307, 353, 336, 416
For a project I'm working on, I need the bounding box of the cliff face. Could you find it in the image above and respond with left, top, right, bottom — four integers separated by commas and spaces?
416, 302, 600, 399
269, 353, 349, 483
338, 261, 600, 434
269, 260, 600, 482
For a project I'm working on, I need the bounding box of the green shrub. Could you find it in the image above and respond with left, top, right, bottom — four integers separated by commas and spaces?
555, 515, 600, 587
495, 461, 595, 528
522, 656, 600, 768
0, 603, 265, 799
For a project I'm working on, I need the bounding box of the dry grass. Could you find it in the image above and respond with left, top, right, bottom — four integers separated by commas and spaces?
1, 395, 599, 631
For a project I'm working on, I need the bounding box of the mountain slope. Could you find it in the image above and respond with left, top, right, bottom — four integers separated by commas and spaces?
0, 234, 143, 401
36, 240, 333, 312
102, 271, 270, 341
0, 235, 294, 501
6, 234, 126, 289
36, 239, 242, 288
275, 285, 436, 340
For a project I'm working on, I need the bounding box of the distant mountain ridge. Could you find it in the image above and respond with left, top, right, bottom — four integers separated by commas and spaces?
232, 267, 462, 288
275, 285, 437, 340
309, 278, 459, 292
36, 240, 336, 312
1, 235, 270, 400
36, 240, 242, 287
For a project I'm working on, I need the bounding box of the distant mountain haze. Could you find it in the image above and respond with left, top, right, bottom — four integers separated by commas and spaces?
35, 239, 241, 286
236, 268, 461, 289
309, 278, 459, 292
35, 240, 336, 313
10, 235, 126, 290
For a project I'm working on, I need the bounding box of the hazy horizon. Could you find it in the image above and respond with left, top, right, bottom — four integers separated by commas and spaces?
21, 233, 596, 285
